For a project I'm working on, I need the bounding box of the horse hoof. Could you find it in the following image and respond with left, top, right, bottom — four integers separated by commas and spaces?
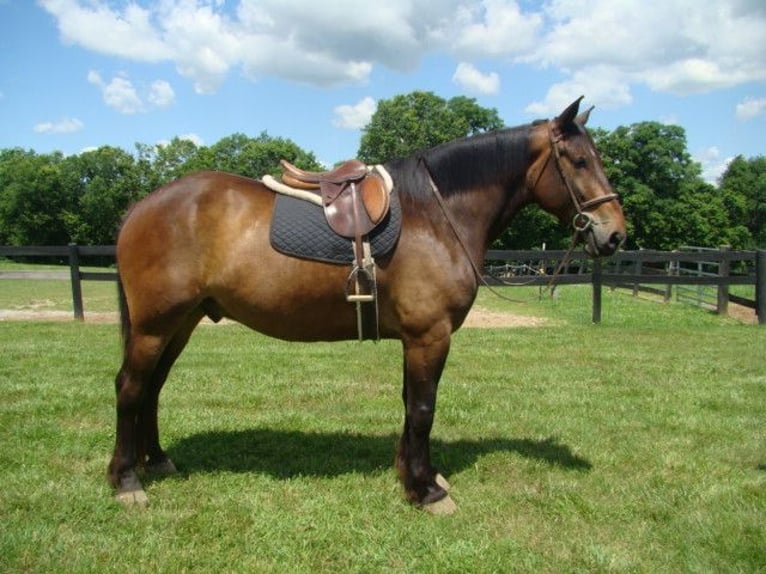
422, 493, 457, 515
435, 473, 451, 492
115, 488, 149, 508
146, 458, 178, 477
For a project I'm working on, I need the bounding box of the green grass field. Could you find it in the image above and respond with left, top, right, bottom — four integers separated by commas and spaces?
0, 271, 764, 572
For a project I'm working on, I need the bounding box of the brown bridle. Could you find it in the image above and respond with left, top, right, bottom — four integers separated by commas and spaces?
530, 121, 620, 235
422, 121, 621, 300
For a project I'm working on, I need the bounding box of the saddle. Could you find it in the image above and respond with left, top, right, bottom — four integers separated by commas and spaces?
273, 159, 393, 337
279, 159, 390, 239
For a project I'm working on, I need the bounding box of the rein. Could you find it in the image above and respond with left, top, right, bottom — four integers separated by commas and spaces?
421, 121, 619, 302
420, 158, 527, 304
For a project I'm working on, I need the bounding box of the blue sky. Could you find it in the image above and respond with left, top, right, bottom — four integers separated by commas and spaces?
1, 1, 765, 184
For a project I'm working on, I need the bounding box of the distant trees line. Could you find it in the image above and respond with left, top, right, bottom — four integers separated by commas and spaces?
0, 91, 763, 250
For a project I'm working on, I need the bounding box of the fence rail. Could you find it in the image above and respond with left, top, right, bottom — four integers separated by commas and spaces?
2, 244, 765, 324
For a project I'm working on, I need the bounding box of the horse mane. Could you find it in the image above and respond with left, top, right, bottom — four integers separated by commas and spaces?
384, 124, 532, 203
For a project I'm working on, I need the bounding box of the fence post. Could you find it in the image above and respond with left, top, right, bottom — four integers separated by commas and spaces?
757, 249, 766, 325
665, 255, 676, 303
68, 243, 84, 321
717, 245, 730, 315
592, 257, 602, 324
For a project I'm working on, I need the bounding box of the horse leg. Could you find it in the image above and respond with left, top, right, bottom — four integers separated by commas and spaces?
139, 311, 204, 478
108, 332, 165, 506
396, 333, 457, 514
109, 307, 204, 506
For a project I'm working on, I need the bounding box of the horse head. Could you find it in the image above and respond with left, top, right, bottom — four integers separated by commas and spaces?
527, 97, 626, 256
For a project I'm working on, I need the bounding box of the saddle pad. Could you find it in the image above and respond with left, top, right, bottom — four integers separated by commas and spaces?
270, 188, 401, 265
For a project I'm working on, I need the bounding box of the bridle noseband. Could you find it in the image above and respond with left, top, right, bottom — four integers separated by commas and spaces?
531, 122, 619, 235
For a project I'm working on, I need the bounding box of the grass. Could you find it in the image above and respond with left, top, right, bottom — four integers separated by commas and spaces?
0, 260, 117, 313
0, 273, 764, 572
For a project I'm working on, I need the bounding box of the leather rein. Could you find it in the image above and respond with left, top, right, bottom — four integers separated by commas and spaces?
422, 121, 619, 298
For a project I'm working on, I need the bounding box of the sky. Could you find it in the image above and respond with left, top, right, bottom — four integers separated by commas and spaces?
1, 0, 765, 185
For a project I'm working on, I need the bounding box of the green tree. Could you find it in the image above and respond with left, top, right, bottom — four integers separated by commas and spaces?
357, 91, 503, 164
719, 155, 766, 247
0, 148, 72, 245
60, 146, 142, 244
203, 132, 322, 178
593, 122, 741, 249
136, 137, 204, 186
494, 206, 567, 250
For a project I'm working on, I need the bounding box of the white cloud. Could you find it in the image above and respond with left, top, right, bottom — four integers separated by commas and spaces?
695, 146, 734, 185
452, 0, 543, 57
103, 76, 143, 114
39, 0, 170, 61
525, 66, 633, 116
530, 1, 766, 98
332, 97, 377, 129
178, 133, 204, 146
88, 70, 175, 114
147, 80, 176, 108
452, 62, 500, 95
155, 133, 204, 148
33, 117, 84, 134
40, 0, 766, 111
736, 97, 766, 121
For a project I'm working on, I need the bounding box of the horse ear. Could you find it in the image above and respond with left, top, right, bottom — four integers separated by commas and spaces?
576, 105, 594, 127
555, 96, 585, 130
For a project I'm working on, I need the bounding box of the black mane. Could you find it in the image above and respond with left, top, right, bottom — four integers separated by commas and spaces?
384, 124, 532, 203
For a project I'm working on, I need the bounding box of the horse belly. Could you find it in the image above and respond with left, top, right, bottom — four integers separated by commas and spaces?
208, 244, 386, 341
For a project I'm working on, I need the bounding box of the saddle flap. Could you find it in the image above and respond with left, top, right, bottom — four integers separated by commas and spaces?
359, 173, 389, 226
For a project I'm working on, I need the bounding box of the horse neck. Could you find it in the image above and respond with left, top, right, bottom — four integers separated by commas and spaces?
442, 179, 529, 261
413, 128, 533, 259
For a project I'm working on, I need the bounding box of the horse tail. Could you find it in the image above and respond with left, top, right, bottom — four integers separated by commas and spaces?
116, 271, 131, 358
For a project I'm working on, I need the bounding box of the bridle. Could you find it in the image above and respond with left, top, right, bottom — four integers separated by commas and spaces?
530, 121, 619, 236
422, 120, 620, 300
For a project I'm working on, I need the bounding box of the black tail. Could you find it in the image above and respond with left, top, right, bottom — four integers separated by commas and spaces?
116, 272, 131, 359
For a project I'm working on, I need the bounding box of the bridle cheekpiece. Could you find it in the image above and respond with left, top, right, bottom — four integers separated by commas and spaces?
532, 121, 619, 237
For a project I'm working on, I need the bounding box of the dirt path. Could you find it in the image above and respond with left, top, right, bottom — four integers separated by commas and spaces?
1, 305, 756, 326
0, 307, 547, 328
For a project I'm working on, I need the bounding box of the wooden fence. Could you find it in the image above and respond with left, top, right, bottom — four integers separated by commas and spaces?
2, 244, 765, 325
483, 248, 763, 324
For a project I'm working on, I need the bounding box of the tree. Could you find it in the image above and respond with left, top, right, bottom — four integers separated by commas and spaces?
493, 206, 567, 250
136, 137, 204, 187
60, 146, 142, 244
719, 155, 766, 248
0, 149, 72, 245
0, 132, 322, 247
202, 132, 322, 178
592, 122, 742, 249
357, 91, 503, 164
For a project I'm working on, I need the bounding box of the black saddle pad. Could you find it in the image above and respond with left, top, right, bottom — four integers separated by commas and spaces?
270, 190, 401, 265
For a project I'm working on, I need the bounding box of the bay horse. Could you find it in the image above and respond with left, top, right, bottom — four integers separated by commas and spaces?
109, 97, 625, 513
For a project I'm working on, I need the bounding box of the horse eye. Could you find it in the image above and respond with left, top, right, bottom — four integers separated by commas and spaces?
573, 157, 587, 169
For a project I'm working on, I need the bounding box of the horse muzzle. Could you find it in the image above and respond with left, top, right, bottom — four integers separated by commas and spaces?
577, 212, 625, 257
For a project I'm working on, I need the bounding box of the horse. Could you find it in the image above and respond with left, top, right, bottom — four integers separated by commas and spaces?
108, 97, 625, 513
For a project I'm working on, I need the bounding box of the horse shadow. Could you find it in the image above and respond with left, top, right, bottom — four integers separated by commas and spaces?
164, 428, 592, 481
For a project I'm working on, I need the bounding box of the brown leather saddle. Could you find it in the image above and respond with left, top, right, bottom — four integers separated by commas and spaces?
279, 159, 390, 239
278, 159, 392, 328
